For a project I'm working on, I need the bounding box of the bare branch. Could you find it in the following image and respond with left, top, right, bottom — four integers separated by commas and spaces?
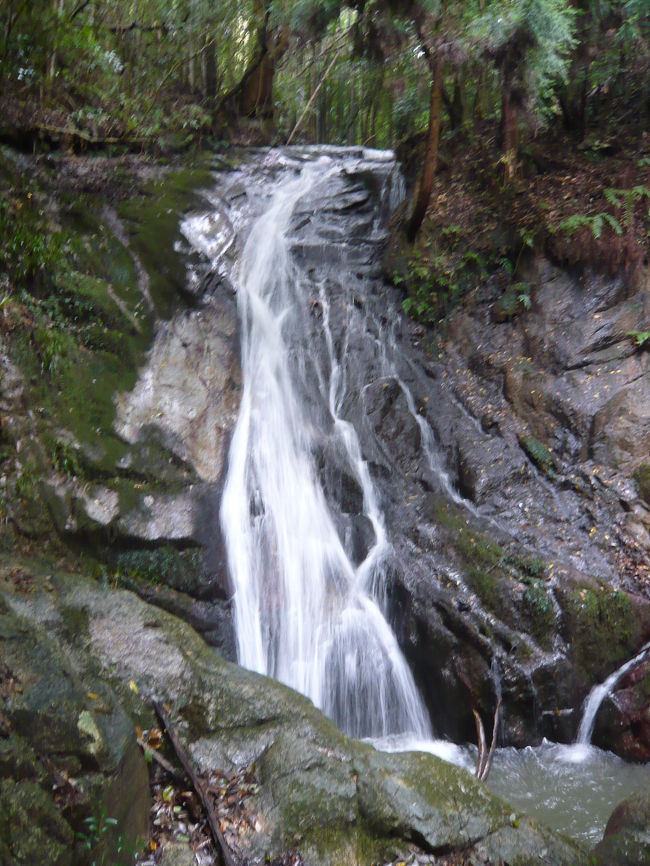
152, 699, 239, 866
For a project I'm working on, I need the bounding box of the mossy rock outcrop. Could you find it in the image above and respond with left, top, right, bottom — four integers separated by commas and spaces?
0, 561, 588, 866
0, 592, 150, 865
0, 153, 239, 653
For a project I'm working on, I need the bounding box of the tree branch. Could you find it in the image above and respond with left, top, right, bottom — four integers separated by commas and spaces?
287, 46, 343, 144
107, 21, 170, 35
473, 698, 501, 782
69, 0, 91, 21
152, 699, 239, 866
136, 737, 185, 783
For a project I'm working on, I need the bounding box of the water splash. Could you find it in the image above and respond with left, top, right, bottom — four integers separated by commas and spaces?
576, 640, 650, 745
219, 155, 431, 740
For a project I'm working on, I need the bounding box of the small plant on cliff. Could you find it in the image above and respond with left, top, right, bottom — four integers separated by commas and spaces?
628, 329, 650, 349
556, 211, 622, 239
399, 245, 487, 324
51, 439, 82, 477
604, 185, 650, 226
0, 194, 65, 294
77, 807, 133, 866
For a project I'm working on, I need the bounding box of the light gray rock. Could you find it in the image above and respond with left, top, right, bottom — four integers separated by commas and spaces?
115, 304, 240, 483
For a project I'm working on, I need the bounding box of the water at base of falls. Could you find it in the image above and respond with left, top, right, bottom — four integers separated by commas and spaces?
182, 146, 648, 846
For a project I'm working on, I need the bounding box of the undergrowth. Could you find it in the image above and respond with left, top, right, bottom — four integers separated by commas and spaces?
394, 134, 650, 328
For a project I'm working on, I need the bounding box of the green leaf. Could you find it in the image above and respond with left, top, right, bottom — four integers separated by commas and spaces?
602, 213, 622, 235
591, 213, 603, 239
628, 329, 650, 348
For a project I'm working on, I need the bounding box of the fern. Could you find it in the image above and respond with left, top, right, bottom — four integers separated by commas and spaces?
556, 214, 591, 236
603, 186, 650, 226
603, 188, 621, 208
557, 211, 621, 238
628, 329, 650, 349
602, 213, 623, 235
592, 212, 622, 238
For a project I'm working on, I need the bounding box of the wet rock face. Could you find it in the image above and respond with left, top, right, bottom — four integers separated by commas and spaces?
373, 254, 650, 752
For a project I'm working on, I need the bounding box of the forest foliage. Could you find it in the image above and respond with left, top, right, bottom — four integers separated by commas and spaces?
1, 0, 649, 323
1, 0, 648, 151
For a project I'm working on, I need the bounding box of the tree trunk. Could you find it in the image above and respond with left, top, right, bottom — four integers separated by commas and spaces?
240, 0, 276, 118
558, 53, 588, 137
240, 53, 274, 117
451, 69, 466, 129
406, 52, 444, 243
204, 34, 217, 105
47, 0, 65, 82
337, 71, 344, 142
500, 86, 518, 178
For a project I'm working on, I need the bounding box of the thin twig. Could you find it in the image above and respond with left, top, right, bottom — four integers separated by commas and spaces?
473, 698, 501, 781
287, 46, 343, 145
473, 708, 487, 779
483, 698, 501, 781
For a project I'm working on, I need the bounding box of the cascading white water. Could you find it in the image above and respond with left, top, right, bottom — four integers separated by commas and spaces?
576, 641, 650, 745
219, 154, 431, 740
180, 147, 650, 845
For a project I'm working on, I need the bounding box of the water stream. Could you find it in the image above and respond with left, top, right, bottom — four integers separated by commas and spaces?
577, 640, 650, 745
218, 155, 430, 740
182, 147, 649, 847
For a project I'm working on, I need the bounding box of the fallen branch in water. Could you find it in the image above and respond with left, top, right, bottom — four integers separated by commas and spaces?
473, 698, 501, 781
151, 699, 239, 866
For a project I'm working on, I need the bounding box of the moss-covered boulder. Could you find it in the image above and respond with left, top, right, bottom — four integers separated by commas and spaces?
592, 790, 650, 865
555, 583, 650, 685
0, 153, 239, 658
0, 591, 150, 865
0, 779, 73, 866
0, 564, 587, 866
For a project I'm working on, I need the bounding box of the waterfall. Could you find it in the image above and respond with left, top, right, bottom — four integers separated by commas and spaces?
219, 151, 432, 740
576, 641, 650, 745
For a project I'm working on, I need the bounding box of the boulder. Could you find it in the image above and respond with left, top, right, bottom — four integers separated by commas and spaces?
1, 565, 588, 866
0, 593, 150, 865
592, 656, 650, 762
114, 304, 241, 484
591, 790, 650, 865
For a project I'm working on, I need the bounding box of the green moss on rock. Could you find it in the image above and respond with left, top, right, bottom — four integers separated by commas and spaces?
519, 435, 557, 478
633, 462, 650, 505
523, 579, 555, 648
0, 779, 73, 866
557, 584, 647, 681
118, 165, 213, 318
